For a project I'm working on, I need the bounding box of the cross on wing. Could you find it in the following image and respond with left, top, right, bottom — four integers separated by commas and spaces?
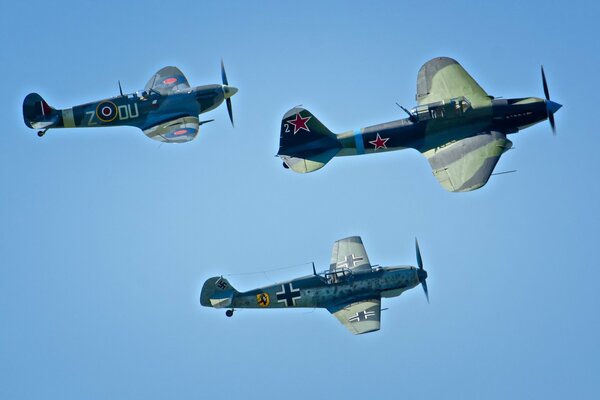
330, 236, 371, 273
328, 298, 381, 335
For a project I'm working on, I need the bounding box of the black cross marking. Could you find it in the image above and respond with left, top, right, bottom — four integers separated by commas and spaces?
337, 254, 364, 269
349, 310, 376, 323
276, 282, 301, 307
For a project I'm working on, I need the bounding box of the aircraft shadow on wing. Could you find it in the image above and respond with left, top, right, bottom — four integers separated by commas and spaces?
277, 57, 562, 192
200, 236, 430, 335
23, 61, 238, 143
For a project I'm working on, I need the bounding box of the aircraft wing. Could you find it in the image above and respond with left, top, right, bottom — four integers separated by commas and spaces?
145, 66, 191, 95
416, 57, 490, 107
422, 131, 513, 192
142, 116, 199, 143
328, 299, 381, 335
330, 236, 371, 273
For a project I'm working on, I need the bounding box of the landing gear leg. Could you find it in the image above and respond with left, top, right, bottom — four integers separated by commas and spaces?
225, 309, 234, 317
37, 129, 47, 137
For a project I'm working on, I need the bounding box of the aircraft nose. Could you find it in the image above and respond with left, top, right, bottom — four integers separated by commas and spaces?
546, 99, 562, 114
223, 85, 238, 99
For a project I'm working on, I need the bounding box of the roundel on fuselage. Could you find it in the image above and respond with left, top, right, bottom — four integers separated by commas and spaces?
95, 101, 118, 123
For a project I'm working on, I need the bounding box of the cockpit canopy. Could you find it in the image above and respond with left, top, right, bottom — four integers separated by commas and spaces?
322, 267, 353, 284
411, 96, 471, 122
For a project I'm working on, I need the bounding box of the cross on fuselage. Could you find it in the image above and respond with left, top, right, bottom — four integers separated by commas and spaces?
276, 283, 301, 307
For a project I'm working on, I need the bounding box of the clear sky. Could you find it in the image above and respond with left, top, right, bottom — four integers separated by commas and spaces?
1, 1, 598, 399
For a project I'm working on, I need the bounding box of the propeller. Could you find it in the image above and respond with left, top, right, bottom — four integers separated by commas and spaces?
541, 66, 562, 135
415, 238, 429, 303
221, 60, 238, 127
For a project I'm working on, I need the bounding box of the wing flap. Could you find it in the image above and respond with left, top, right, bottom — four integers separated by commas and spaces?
423, 131, 513, 192
329, 299, 381, 335
143, 116, 199, 143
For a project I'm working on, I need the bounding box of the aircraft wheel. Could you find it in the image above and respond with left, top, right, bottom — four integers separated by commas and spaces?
37, 130, 45, 137
225, 309, 234, 317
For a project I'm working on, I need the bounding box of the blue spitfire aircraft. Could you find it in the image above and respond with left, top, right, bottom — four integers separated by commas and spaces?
277, 57, 562, 192
23, 62, 238, 143
200, 236, 430, 335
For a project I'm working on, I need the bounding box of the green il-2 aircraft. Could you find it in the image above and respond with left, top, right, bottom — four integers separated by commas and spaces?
23, 62, 237, 143
277, 57, 562, 192
200, 236, 429, 335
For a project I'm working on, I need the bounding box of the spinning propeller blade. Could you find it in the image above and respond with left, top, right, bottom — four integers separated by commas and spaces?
415, 238, 429, 303
221, 60, 237, 127
541, 65, 561, 135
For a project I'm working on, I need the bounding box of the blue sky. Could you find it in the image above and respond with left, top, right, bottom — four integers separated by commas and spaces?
1, 1, 599, 398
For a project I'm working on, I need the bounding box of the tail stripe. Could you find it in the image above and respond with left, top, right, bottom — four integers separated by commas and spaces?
62, 108, 76, 128
354, 128, 365, 154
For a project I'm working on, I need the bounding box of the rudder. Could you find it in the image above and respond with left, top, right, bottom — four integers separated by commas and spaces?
23, 93, 59, 130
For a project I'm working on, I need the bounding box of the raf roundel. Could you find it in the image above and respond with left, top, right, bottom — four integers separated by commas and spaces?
95, 101, 118, 123
163, 77, 178, 85
165, 127, 196, 139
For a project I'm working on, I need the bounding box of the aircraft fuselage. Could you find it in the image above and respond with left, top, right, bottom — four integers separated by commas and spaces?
45, 85, 227, 132
229, 266, 421, 310
335, 96, 552, 157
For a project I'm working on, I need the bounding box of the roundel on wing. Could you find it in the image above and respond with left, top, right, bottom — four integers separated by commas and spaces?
95, 101, 118, 123
165, 127, 195, 138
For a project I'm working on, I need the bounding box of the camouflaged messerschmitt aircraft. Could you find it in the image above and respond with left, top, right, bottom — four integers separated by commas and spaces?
22, 61, 237, 143
200, 236, 430, 335
277, 57, 562, 192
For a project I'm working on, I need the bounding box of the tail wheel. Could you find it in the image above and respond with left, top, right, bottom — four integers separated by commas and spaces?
225, 309, 234, 317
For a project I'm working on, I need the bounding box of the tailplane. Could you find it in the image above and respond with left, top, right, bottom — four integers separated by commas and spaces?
277, 107, 341, 173
200, 276, 239, 308
23, 93, 60, 133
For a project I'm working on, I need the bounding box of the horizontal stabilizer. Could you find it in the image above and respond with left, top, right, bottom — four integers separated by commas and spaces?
280, 148, 339, 173
209, 293, 233, 308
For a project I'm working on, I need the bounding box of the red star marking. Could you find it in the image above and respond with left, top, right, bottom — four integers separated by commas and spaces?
287, 113, 311, 134
369, 133, 389, 150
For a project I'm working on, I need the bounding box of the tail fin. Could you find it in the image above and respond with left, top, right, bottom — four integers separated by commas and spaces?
200, 276, 239, 308
23, 93, 60, 129
277, 107, 341, 173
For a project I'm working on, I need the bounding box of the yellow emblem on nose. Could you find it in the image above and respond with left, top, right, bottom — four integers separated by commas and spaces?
256, 293, 270, 307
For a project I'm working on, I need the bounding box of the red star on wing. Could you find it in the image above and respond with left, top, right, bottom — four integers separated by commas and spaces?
287, 113, 311, 134
369, 133, 389, 150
